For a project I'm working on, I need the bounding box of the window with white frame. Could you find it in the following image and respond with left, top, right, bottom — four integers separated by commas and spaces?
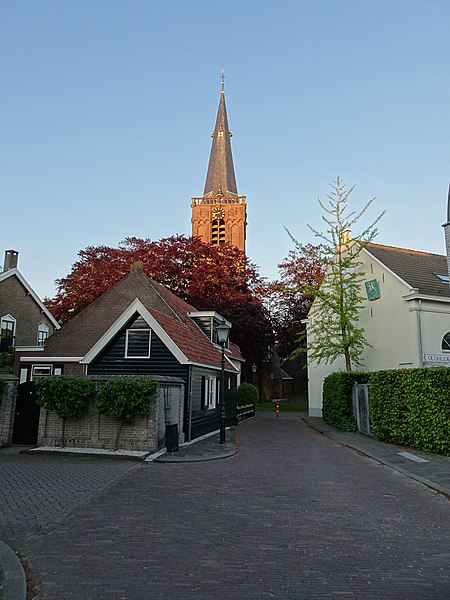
32, 365, 52, 379
125, 328, 151, 358
442, 332, 450, 351
37, 323, 50, 346
0, 314, 16, 351
201, 375, 218, 409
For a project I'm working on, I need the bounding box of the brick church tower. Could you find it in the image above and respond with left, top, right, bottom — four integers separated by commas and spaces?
191, 81, 247, 252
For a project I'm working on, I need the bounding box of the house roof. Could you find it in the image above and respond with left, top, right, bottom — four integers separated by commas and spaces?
203, 81, 238, 198
0, 268, 60, 328
365, 243, 450, 299
39, 266, 241, 370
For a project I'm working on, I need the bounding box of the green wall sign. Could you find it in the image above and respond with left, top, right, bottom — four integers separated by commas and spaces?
365, 279, 380, 301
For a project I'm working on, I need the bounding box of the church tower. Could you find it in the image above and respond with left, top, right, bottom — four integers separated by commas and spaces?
191, 81, 247, 252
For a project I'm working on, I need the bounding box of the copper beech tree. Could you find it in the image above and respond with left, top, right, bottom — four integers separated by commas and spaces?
45, 235, 273, 370
265, 242, 327, 362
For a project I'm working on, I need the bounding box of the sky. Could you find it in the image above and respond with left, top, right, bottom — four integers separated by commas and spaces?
1, 0, 449, 299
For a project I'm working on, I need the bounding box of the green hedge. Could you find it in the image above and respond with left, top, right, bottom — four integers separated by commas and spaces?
237, 382, 259, 406
369, 367, 450, 455
36, 376, 95, 419
96, 376, 158, 424
322, 371, 370, 431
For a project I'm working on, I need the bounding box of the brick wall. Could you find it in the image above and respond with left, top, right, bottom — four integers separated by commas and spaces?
0, 275, 56, 346
37, 375, 185, 452
0, 375, 19, 447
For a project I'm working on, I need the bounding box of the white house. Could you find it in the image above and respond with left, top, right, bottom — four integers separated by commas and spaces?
307, 237, 450, 417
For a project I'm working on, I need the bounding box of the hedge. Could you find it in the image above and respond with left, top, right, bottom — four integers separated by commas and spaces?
369, 367, 450, 455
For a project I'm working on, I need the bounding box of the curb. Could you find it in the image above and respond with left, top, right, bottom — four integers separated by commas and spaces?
154, 446, 236, 462
303, 417, 450, 499
0, 541, 26, 600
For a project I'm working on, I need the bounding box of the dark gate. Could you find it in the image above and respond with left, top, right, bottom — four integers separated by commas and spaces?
352, 383, 372, 436
12, 382, 40, 445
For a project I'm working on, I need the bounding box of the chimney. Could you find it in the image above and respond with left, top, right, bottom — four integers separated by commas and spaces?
442, 186, 450, 286
3, 250, 19, 272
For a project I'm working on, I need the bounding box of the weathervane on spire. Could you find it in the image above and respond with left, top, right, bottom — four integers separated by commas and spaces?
220, 68, 225, 90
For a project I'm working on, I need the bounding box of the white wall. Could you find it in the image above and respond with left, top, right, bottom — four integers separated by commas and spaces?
308, 248, 421, 417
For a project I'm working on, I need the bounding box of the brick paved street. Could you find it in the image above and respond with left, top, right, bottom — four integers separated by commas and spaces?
1, 413, 450, 599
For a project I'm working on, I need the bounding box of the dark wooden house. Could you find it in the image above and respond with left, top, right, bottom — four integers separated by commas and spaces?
16, 264, 244, 440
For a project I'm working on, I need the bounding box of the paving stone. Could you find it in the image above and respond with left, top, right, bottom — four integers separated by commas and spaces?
0, 414, 449, 599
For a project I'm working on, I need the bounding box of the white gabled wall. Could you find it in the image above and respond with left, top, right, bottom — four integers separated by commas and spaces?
307, 248, 419, 417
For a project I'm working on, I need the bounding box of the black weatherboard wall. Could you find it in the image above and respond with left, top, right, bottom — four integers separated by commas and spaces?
87, 313, 238, 439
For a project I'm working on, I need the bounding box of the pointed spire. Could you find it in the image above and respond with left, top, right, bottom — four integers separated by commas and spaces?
203, 77, 238, 197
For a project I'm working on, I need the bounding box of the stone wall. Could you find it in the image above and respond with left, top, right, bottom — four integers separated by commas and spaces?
0, 375, 19, 447
37, 375, 185, 452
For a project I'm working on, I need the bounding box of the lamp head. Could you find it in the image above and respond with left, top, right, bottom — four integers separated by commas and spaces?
216, 320, 231, 345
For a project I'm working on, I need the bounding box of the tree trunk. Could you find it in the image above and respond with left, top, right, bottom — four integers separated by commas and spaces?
344, 349, 352, 372
61, 418, 66, 448
114, 421, 123, 451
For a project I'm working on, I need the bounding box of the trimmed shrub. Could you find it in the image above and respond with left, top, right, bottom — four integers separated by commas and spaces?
96, 376, 158, 449
322, 371, 369, 431
237, 382, 259, 406
36, 376, 95, 420
96, 376, 158, 423
36, 376, 96, 447
369, 367, 450, 455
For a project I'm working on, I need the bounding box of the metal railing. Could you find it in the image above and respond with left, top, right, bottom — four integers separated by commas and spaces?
236, 403, 255, 423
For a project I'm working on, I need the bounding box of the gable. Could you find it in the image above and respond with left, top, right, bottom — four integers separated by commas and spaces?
81, 300, 189, 364
0, 269, 59, 329
365, 244, 450, 299
35, 268, 241, 372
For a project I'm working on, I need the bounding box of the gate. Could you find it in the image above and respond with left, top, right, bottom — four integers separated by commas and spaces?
12, 381, 40, 445
352, 383, 371, 436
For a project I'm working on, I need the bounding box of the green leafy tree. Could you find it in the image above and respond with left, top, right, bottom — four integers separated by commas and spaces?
291, 177, 384, 371
35, 376, 95, 447
96, 376, 158, 450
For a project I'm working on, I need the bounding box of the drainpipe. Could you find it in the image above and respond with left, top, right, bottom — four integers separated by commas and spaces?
187, 365, 193, 442
416, 298, 423, 368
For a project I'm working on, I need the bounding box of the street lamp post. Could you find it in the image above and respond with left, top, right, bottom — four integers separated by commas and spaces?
252, 363, 257, 384
216, 320, 231, 444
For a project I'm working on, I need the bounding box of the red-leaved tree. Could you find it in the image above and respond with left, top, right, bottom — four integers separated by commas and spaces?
265, 243, 327, 362
45, 235, 273, 371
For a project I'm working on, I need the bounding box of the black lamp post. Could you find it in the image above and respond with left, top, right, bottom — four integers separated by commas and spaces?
216, 320, 231, 444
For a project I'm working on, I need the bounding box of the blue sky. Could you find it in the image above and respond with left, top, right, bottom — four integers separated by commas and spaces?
1, 0, 449, 299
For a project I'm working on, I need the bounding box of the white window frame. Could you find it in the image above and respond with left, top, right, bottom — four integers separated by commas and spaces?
442, 332, 450, 352
37, 323, 50, 346
20, 368, 28, 384
1, 314, 16, 338
31, 365, 53, 380
125, 328, 151, 359
204, 375, 218, 409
